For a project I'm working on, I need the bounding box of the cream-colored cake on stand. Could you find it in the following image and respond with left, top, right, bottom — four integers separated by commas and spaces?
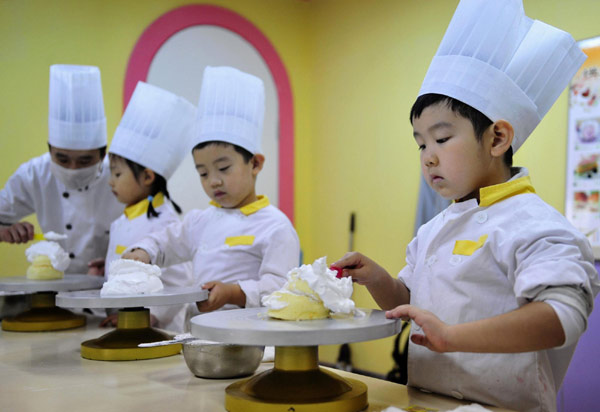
56, 287, 208, 361
191, 307, 401, 412
0, 275, 104, 332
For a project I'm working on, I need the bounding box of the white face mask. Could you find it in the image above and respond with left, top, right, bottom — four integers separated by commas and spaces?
50, 161, 102, 190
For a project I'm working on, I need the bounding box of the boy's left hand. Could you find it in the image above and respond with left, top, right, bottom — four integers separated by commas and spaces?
386, 304, 452, 353
197, 281, 246, 312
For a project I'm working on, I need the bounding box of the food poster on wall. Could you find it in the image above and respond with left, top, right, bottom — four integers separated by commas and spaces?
567, 36, 600, 246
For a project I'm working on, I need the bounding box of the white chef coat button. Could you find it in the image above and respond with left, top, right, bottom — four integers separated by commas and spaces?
77, 188, 82, 192
474, 211, 488, 224
62, 192, 69, 198
451, 390, 464, 399
69, 252, 75, 259
450, 255, 462, 265
66, 224, 72, 230
105, 230, 109, 235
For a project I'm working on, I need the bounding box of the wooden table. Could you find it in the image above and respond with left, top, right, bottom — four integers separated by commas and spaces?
0, 316, 513, 411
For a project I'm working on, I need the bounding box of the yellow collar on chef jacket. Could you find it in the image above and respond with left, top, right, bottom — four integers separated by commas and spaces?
210, 195, 270, 216
124, 192, 165, 220
479, 176, 535, 207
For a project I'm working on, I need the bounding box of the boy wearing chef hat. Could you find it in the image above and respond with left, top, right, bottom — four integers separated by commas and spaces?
0, 65, 122, 274
102, 81, 195, 332
334, 1, 600, 410
124, 66, 299, 319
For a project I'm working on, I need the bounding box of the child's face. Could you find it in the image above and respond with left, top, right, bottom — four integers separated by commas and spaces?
108, 157, 150, 206
192, 144, 263, 209
412, 103, 497, 201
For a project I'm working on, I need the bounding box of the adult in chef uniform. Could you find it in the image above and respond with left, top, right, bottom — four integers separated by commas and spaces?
104, 81, 195, 333
334, 1, 600, 411
0, 65, 122, 274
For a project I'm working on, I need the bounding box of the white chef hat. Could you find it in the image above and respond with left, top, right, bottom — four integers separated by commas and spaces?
48, 64, 107, 150
418, 0, 586, 152
193, 66, 265, 154
109, 82, 196, 180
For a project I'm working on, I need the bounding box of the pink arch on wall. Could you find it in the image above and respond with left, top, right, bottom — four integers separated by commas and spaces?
124, 4, 294, 222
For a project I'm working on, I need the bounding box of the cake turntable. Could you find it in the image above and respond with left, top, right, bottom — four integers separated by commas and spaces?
0, 274, 104, 332
56, 287, 208, 361
191, 307, 402, 412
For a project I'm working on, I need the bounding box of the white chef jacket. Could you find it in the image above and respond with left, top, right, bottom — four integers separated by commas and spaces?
0, 153, 122, 274
131, 196, 300, 311
106, 193, 193, 333
398, 168, 600, 412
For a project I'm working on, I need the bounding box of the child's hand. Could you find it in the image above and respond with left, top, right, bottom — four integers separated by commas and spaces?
197, 281, 245, 312
0, 222, 34, 243
87, 258, 105, 276
386, 304, 451, 353
100, 314, 118, 327
331, 252, 391, 286
121, 248, 151, 264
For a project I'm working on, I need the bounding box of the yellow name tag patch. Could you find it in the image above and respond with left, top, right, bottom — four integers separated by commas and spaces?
115, 245, 127, 255
225, 235, 255, 247
453, 234, 488, 256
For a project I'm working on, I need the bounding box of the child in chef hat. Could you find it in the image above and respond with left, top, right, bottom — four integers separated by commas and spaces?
334, 1, 600, 410
0, 64, 122, 274
102, 81, 195, 332
124, 66, 299, 321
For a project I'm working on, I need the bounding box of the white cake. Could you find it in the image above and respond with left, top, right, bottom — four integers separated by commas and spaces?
25, 241, 70, 280
100, 259, 164, 296
262, 257, 356, 320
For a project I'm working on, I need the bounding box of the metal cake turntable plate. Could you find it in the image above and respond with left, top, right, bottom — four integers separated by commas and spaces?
0, 274, 103, 293
56, 287, 208, 309
190, 307, 402, 346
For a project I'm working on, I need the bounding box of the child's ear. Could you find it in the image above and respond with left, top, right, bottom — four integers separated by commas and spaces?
490, 120, 514, 158
140, 169, 156, 187
251, 154, 265, 177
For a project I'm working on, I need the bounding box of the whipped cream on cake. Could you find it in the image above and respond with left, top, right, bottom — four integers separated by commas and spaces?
100, 259, 164, 296
25, 241, 70, 280
262, 257, 356, 320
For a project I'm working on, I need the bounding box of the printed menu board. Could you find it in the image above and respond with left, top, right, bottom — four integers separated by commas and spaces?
566, 36, 600, 250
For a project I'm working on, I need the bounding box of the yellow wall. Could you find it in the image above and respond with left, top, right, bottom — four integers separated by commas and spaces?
2, 0, 600, 376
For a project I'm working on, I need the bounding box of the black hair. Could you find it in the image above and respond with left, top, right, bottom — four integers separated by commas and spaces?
410, 93, 513, 167
192, 141, 254, 163
109, 153, 182, 219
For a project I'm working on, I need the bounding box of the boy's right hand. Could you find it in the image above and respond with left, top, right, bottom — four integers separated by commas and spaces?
121, 248, 151, 264
331, 252, 391, 286
0, 222, 34, 243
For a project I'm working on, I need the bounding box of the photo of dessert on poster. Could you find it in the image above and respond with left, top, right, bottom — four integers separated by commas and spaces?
567, 36, 600, 246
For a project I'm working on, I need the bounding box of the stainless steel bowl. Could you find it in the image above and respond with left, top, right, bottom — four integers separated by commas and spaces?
182, 341, 264, 379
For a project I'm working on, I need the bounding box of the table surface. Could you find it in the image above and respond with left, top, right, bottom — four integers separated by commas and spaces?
0, 315, 516, 412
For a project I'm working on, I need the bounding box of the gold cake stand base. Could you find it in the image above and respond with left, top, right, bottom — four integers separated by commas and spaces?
225, 346, 368, 412
2, 292, 85, 332
81, 307, 181, 361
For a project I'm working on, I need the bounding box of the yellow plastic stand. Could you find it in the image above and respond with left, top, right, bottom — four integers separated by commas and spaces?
80, 307, 181, 361
2, 292, 85, 332
225, 346, 368, 412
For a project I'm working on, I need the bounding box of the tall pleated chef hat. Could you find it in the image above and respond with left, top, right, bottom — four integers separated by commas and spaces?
418, 0, 587, 152
109, 81, 196, 180
48, 64, 107, 150
193, 66, 265, 154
